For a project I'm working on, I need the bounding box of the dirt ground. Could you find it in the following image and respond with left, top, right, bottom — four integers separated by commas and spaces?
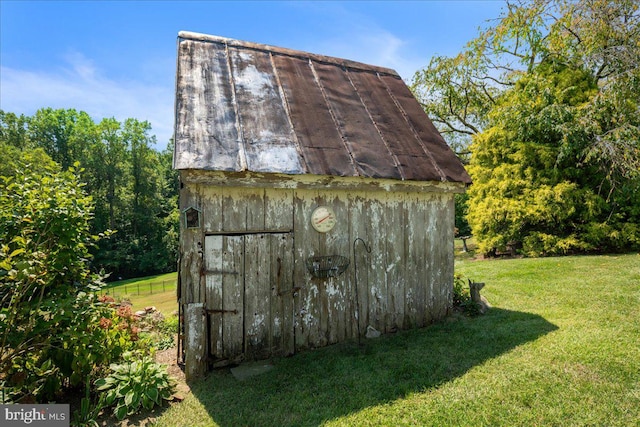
155, 346, 190, 400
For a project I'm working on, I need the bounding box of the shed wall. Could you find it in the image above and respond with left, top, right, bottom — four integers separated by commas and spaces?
179, 174, 456, 367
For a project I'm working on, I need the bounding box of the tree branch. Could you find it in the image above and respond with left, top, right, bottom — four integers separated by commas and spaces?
432, 118, 477, 135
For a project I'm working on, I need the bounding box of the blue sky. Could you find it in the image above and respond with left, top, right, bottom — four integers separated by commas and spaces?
1, 1, 506, 148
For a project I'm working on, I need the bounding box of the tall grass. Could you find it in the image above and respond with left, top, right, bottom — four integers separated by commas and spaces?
153, 254, 639, 426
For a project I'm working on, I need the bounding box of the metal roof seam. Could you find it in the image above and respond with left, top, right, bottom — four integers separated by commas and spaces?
344, 69, 406, 181
269, 52, 310, 174
307, 59, 360, 176
224, 42, 248, 172
378, 73, 448, 182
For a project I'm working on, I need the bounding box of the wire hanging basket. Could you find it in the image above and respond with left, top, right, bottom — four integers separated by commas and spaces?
306, 255, 350, 279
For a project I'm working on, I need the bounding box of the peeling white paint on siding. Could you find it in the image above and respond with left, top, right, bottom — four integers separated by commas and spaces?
302, 284, 319, 325
326, 281, 339, 298
249, 314, 266, 334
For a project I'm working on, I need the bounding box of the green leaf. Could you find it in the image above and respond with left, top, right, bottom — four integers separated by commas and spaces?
146, 387, 159, 404
142, 396, 154, 410
124, 390, 135, 407
131, 392, 141, 411
114, 404, 127, 421
105, 390, 117, 406
95, 378, 112, 391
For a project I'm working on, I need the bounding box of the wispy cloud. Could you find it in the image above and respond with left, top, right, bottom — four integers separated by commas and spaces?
295, 3, 428, 81
315, 29, 425, 81
1, 52, 174, 148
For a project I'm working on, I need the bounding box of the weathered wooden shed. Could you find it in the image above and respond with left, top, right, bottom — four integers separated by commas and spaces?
174, 31, 472, 379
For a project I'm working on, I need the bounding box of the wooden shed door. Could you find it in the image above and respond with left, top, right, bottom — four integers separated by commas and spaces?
204, 233, 295, 363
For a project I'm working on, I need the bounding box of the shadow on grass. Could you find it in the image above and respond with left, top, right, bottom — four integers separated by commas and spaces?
189, 308, 557, 426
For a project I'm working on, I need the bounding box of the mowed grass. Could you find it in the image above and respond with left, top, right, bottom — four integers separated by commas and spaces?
153, 254, 640, 426
102, 272, 178, 315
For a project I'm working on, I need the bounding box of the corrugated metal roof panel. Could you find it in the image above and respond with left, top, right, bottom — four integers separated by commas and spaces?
174, 31, 472, 185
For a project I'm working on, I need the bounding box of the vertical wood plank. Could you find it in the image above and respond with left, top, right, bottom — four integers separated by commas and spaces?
367, 193, 386, 332
222, 235, 244, 360
315, 191, 329, 348
292, 191, 308, 351
308, 191, 324, 348
423, 193, 436, 325
384, 192, 405, 332
201, 186, 223, 233
443, 194, 456, 317
350, 191, 370, 340
204, 235, 223, 358
403, 192, 418, 328
222, 187, 248, 232
243, 234, 271, 359
269, 233, 295, 356
293, 190, 323, 350
265, 188, 294, 230
329, 192, 350, 344
412, 193, 427, 328
245, 188, 266, 230
282, 231, 296, 355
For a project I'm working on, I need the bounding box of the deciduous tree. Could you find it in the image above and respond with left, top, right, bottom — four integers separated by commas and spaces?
412, 0, 640, 255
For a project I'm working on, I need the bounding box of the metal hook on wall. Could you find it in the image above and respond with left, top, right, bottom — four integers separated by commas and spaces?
353, 238, 372, 345
354, 237, 371, 255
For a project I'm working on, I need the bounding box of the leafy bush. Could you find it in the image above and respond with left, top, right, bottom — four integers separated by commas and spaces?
0, 150, 138, 402
466, 61, 640, 257
96, 352, 176, 420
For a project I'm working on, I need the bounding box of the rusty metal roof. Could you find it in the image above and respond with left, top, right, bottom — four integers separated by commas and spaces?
174, 31, 471, 184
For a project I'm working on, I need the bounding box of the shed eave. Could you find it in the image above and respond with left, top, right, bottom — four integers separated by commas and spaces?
178, 169, 467, 193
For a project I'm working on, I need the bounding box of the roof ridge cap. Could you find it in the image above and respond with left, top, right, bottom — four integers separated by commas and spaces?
178, 31, 400, 77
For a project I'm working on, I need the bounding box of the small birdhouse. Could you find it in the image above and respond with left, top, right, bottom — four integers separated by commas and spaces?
183, 206, 201, 229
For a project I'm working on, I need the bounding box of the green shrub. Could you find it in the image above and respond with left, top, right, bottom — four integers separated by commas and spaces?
0, 152, 137, 402
466, 62, 640, 257
96, 352, 176, 420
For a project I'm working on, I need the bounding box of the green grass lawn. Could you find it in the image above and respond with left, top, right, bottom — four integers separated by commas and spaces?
151, 254, 639, 426
102, 272, 178, 315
